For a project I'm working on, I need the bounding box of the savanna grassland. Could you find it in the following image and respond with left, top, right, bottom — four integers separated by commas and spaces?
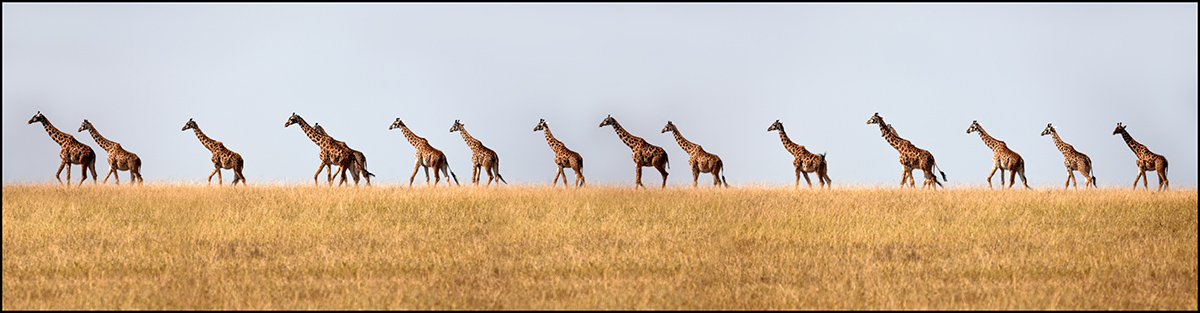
2, 183, 1196, 310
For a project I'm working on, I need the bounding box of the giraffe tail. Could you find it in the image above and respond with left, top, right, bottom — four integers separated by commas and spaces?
446, 161, 460, 186
495, 160, 508, 184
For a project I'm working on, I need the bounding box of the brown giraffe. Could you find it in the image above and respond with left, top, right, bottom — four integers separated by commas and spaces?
28, 111, 97, 186
389, 118, 459, 187
78, 119, 143, 185
533, 119, 586, 187
313, 123, 374, 186
450, 120, 507, 186
181, 118, 245, 186
966, 120, 1030, 190
284, 113, 365, 187
767, 120, 829, 189
660, 121, 727, 188
1041, 123, 1096, 189
1112, 122, 1168, 190
599, 115, 670, 189
866, 113, 945, 189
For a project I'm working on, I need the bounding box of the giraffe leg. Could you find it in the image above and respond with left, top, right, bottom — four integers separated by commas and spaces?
801, 171, 813, 188
433, 165, 443, 187
1066, 171, 1075, 190
655, 162, 669, 189
795, 166, 803, 189
635, 165, 645, 189
88, 161, 97, 185
692, 167, 699, 188
104, 167, 117, 185
313, 163, 326, 186
574, 167, 585, 188
711, 170, 722, 188
1015, 168, 1029, 189
1132, 170, 1145, 190
1157, 169, 1168, 191
485, 165, 495, 187
986, 166, 999, 189
552, 167, 563, 187
55, 161, 68, 186
409, 160, 421, 187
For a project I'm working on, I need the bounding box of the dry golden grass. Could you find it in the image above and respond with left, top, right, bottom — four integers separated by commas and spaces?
3, 183, 1196, 310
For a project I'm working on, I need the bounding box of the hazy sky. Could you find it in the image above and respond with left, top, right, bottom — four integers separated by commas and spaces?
4, 3, 1197, 188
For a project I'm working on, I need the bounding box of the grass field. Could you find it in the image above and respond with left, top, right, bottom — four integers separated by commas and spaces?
2, 183, 1196, 310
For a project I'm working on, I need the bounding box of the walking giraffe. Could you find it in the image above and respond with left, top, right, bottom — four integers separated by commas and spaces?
389, 118, 459, 187
662, 121, 728, 188
313, 123, 374, 186
284, 113, 367, 186
450, 120, 507, 186
767, 120, 829, 189
966, 120, 1030, 189
1041, 123, 1096, 189
533, 119, 585, 187
1112, 122, 1168, 190
28, 111, 97, 186
182, 118, 245, 186
78, 119, 143, 185
599, 115, 670, 189
866, 113, 945, 189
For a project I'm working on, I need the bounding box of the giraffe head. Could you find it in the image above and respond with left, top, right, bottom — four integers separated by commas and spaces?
181, 118, 198, 131
1040, 123, 1055, 136
866, 112, 884, 125
77, 119, 94, 133
598, 115, 617, 128
1112, 122, 1126, 135
661, 121, 677, 134
388, 118, 406, 130
449, 119, 465, 133
533, 118, 549, 131
284, 112, 305, 128
313, 123, 327, 136
27, 111, 46, 125
966, 120, 982, 134
767, 119, 784, 132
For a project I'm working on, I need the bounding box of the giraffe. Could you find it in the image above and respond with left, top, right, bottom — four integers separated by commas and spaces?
389, 118, 459, 187
1041, 123, 1096, 189
661, 121, 728, 188
313, 122, 375, 186
766, 120, 829, 189
599, 115, 670, 189
533, 119, 586, 187
450, 120, 507, 186
1112, 122, 1168, 190
28, 111, 97, 186
284, 113, 364, 186
78, 119, 143, 185
866, 113, 945, 189
181, 118, 245, 186
966, 120, 1030, 190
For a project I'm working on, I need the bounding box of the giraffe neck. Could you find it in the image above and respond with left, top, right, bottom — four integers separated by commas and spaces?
876, 121, 906, 151
1118, 130, 1151, 156
776, 128, 804, 155
1049, 131, 1076, 157
189, 126, 223, 152
608, 120, 646, 149
399, 126, 428, 148
292, 117, 331, 147
669, 128, 700, 153
36, 119, 78, 147
541, 128, 567, 151
85, 126, 120, 152
457, 128, 483, 151
973, 126, 1004, 151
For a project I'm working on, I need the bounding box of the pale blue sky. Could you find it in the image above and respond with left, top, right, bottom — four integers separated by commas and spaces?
4, 3, 1196, 188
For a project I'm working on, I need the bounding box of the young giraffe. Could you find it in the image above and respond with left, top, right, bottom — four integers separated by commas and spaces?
1041, 123, 1096, 189
450, 120, 507, 186
767, 120, 829, 189
533, 119, 586, 187
599, 115, 670, 189
389, 118, 459, 187
182, 118, 245, 186
966, 120, 1030, 190
28, 111, 97, 186
866, 113, 945, 189
313, 123, 374, 186
78, 119, 143, 185
661, 121, 728, 188
284, 113, 363, 186
1112, 122, 1169, 190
